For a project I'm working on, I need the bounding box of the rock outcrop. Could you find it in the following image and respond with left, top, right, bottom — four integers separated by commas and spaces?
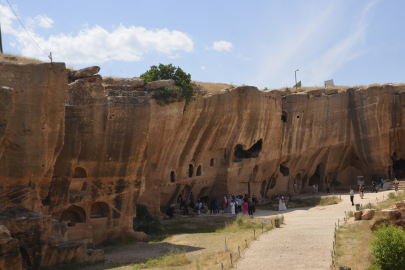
1, 62, 405, 268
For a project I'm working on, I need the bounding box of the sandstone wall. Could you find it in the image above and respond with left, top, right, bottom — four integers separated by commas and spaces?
0, 62, 67, 211
1, 62, 404, 268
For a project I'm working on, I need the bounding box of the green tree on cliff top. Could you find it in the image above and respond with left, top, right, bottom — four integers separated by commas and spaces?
140, 64, 196, 110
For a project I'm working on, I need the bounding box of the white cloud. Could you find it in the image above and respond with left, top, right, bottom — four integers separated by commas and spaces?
201, 66, 205, 69
0, 4, 194, 64
207, 40, 233, 52
35, 14, 54, 28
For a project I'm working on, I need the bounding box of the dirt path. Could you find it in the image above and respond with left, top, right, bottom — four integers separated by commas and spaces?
234, 190, 391, 270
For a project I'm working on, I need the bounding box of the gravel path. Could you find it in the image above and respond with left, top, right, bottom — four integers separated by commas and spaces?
235, 190, 392, 270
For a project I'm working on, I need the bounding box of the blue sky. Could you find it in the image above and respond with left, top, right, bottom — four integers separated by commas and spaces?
1, 0, 404, 89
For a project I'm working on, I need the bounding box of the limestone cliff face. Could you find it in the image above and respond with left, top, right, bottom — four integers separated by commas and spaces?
1, 62, 405, 269
0, 62, 67, 211
138, 87, 283, 211
279, 86, 405, 194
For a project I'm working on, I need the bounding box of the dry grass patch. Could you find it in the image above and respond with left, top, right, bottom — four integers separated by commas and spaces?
258, 195, 341, 210
78, 214, 284, 270
334, 219, 374, 269
0, 52, 44, 64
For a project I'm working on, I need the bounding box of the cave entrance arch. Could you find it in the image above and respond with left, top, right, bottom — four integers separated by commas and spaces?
90, 202, 109, 219
73, 167, 87, 178
59, 205, 86, 225
294, 173, 301, 193
197, 187, 210, 199
233, 139, 262, 161
188, 164, 194, 178
196, 165, 202, 176
393, 152, 405, 178
20, 247, 32, 270
309, 165, 322, 187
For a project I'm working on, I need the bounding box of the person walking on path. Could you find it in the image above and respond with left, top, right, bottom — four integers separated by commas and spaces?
380, 178, 384, 189
394, 178, 399, 194
223, 197, 228, 213
371, 181, 377, 193
248, 198, 253, 215
326, 182, 330, 194
350, 187, 354, 206
293, 183, 297, 193
177, 194, 183, 210
231, 200, 235, 215
209, 197, 215, 214
359, 185, 363, 199
278, 194, 287, 211
243, 196, 248, 214
252, 194, 257, 213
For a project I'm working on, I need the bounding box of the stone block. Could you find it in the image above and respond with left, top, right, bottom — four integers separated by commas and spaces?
325, 89, 338, 95
145, 79, 176, 91
70, 66, 100, 80
381, 209, 401, 221
354, 211, 362, 220
362, 209, 375, 220
308, 89, 325, 97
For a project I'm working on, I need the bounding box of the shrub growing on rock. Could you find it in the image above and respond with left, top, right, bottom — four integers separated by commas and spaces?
140, 63, 196, 109
370, 223, 405, 269
133, 204, 161, 234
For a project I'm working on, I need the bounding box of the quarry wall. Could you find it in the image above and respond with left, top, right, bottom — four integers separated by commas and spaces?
0, 62, 404, 268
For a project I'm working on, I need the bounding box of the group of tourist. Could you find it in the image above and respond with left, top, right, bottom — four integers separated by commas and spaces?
222, 194, 257, 216
170, 192, 258, 217
349, 178, 393, 206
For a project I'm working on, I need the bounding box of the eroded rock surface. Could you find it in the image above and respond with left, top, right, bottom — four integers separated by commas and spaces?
1, 62, 405, 268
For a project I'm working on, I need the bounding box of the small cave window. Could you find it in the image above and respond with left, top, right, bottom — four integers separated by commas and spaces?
279, 164, 290, 176
234, 139, 263, 160
210, 159, 214, 166
189, 164, 194, 178
281, 111, 287, 123
90, 202, 109, 218
59, 205, 86, 226
73, 167, 87, 178
170, 171, 175, 183
42, 192, 51, 206
196, 165, 202, 176
297, 115, 300, 119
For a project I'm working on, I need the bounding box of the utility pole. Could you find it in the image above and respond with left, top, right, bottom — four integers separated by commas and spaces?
295, 69, 299, 91
0, 23, 3, 54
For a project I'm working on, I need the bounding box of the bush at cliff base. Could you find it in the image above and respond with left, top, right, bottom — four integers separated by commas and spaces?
133, 204, 161, 234
140, 63, 195, 108
370, 223, 405, 269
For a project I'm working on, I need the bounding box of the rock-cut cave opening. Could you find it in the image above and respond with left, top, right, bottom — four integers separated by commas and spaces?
234, 139, 262, 160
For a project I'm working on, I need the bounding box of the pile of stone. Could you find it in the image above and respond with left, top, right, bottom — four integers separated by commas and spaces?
354, 209, 376, 220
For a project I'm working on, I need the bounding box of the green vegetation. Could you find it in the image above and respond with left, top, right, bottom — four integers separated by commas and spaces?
133, 249, 190, 269
140, 64, 196, 109
371, 191, 405, 210
133, 204, 161, 234
370, 224, 405, 270
257, 195, 341, 210
334, 191, 405, 269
